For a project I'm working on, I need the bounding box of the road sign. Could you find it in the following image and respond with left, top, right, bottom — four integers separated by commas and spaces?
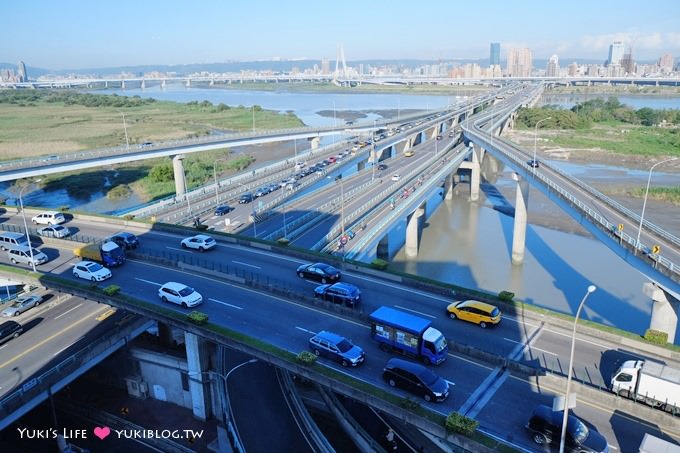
652, 245, 661, 254
617, 223, 624, 232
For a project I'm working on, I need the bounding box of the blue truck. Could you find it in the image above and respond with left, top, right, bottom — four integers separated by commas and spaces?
74, 241, 125, 267
369, 306, 448, 365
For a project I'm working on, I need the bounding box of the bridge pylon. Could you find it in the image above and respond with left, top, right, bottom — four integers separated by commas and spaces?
644, 283, 679, 343
511, 172, 530, 265
172, 155, 187, 197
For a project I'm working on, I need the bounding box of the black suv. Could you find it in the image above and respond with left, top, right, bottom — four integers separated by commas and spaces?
526, 405, 609, 452
108, 232, 139, 250
382, 358, 449, 402
314, 282, 361, 307
308, 331, 365, 367
0, 320, 23, 345
238, 192, 254, 204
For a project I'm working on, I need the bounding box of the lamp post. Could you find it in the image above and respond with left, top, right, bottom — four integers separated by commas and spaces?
559, 285, 597, 453
212, 157, 230, 206
635, 157, 678, 251
119, 111, 130, 149
533, 117, 552, 173
19, 179, 41, 273
252, 105, 255, 132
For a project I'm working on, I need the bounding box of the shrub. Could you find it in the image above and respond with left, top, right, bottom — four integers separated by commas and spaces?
498, 290, 515, 301
644, 329, 668, 344
277, 238, 290, 246
123, 214, 135, 220
58, 206, 70, 212
296, 351, 317, 365
187, 311, 209, 325
102, 285, 121, 296
195, 224, 209, 231
371, 259, 388, 270
399, 398, 420, 410
445, 412, 479, 436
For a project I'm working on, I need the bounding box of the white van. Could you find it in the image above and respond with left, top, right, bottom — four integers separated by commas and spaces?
8, 246, 48, 266
0, 232, 30, 252
31, 211, 65, 226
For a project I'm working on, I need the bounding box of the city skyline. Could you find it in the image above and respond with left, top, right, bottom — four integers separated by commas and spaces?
4, 0, 680, 70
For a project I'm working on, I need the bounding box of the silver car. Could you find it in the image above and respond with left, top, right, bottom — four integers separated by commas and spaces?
37, 225, 71, 238
1, 295, 43, 317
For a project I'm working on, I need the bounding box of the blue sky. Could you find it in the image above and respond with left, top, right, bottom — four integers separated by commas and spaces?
4, 0, 680, 70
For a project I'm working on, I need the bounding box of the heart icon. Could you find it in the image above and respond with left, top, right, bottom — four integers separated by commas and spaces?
93, 426, 111, 440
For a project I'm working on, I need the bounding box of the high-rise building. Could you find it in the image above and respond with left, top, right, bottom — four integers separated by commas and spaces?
506, 48, 533, 77
489, 43, 500, 66
17, 61, 27, 83
621, 50, 635, 75
607, 41, 625, 66
658, 53, 674, 72
546, 55, 559, 77
321, 58, 330, 74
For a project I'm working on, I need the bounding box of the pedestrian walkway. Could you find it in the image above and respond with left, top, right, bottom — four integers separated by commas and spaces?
59, 378, 217, 452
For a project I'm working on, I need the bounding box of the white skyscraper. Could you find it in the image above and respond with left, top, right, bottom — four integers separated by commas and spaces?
546, 55, 559, 77
607, 41, 625, 66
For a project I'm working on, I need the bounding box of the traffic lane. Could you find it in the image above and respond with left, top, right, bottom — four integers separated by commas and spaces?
225, 349, 314, 453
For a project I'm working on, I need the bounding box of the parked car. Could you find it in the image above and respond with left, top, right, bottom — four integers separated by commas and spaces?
238, 192, 254, 204
309, 331, 365, 367
314, 282, 361, 307
8, 247, 49, 266
181, 234, 216, 252
446, 300, 501, 328
526, 405, 609, 452
37, 225, 70, 239
382, 358, 449, 402
2, 295, 43, 317
214, 205, 234, 216
528, 159, 540, 168
158, 282, 202, 308
73, 261, 112, 281
31, 211, 66, 225
0, 320, 23, 345
296, 263, 341, 283
108, 232, 139, 249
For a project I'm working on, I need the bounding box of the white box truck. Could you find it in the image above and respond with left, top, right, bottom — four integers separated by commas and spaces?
639, 433, 680, 453
610, 360, 680, 413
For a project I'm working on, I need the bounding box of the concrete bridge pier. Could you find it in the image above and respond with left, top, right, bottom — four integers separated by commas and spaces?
141, 79, 146, 89
161, 79, 166, 89
172, 155, 187, 197
444, 173, 457, 200
469, 144, 483, 201
405, 207, 425, 258
184, 332, 212, 421
644, 283, 678, 343
310, 136, 321, 150
511, 172, 530, 265
121, 80, 126, 90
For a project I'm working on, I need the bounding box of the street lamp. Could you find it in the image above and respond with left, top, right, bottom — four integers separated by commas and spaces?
19, 179, 42, 273
212, 157, 230, 206
328, 174, 345, 241
533, 117, 552, 173
119, 111, 130, 149
559, 285, 597, 453
635, 157, 678, 251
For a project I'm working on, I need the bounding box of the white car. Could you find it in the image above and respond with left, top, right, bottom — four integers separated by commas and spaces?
158, 282, 203, 308
181, 234, 216, 252
37, 225, 71, 238
31, 211, 66, 225
73, 261, 112, 281
391, 174, 401, 181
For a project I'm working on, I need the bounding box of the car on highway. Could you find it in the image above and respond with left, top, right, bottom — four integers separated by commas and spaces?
31, 211, 66, 225
314, 282, 361, 307
180, 234, 216, 252
238, 192, 254, 204
73, 261, 112, 282
526, 405, 609, 452
37, 225, 71, 239
158, 282, 203, 308
528, 159, 540, 168
8, 247, 49, 266
308, 331, 365, 367
445, 300, 501, 328
377, 164, 388, 170
382, 358, 449, 402
0, 320, 23, 345
214, 205, 234, 216
436, 135, 443, 140
108, 232, 139, 249
2, 295, 43, 317
296, 262, 341, 284
254, 186, 270, 197
391, 174, 401, 181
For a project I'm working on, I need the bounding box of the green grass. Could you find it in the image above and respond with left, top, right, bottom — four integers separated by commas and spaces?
630, 187, 680, 204
547, 124, 680, 156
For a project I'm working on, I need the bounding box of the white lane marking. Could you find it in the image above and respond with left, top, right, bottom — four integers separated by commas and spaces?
546, 328, 611, 349
394, 305, 435, 318
296, 326, 316, 335
55, 303, 83, 320
504, 338, 558, 356
499, 316, 541, 328
208, 298, 243, 310
232, 260, 261, 269
53, 345, 72, 357
135, 278, 163, 287
166, 246, 186, 252
446, 380, 456, 387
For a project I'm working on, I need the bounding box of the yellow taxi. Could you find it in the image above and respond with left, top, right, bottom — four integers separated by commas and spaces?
446, 300, 501, 328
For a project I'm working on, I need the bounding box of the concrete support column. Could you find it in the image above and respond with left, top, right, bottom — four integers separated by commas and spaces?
405, 208, 425, 258
511, 173, 530, 265
469, 145, 481, 202
184, 332, 211, 421
445, 173, 456, 200
172, 155, 186, 197
186, 79, 191, 87
161, 79, 166, 89
310, 136, 321, 149
140, 79, 145, 90
121, 80, 126, 89
644, 283, 678, 343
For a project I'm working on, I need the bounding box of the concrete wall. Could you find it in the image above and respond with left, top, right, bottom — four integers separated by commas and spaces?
130, 348, 192, 410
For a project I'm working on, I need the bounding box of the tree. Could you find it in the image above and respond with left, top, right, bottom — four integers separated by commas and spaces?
149, 163, 173, 182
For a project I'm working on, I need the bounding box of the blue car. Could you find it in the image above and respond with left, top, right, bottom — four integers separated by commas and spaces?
214, 205, 234, 216
309, 331, 365, 367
